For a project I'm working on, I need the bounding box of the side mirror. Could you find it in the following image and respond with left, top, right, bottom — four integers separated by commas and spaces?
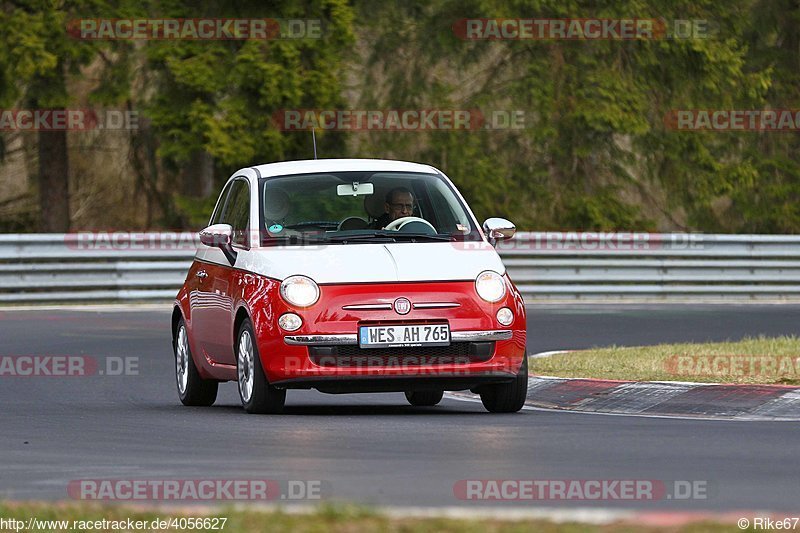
199, 223, 237, 264
483, 218, 516, 246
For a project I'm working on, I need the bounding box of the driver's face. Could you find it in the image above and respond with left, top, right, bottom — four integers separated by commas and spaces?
385, 192, 415, 220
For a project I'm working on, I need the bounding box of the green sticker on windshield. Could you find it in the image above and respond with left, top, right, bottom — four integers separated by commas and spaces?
268, 224, 283, 233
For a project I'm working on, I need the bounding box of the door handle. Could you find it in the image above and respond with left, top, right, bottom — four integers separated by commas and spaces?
196, 270, 208, 280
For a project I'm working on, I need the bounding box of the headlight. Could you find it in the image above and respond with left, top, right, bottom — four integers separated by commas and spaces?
280, 275, 320, 307
475, 270, 506, 303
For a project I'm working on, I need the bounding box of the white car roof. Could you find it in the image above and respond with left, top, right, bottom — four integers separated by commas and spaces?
249, 158, 441, 178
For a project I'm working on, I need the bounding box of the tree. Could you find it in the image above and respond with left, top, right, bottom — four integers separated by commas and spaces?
139, 0, 355, 227
0, 0, 128, 231
349, 0, 776, 231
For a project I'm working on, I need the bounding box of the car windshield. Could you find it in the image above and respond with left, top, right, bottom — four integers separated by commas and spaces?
259, 171, 481, 245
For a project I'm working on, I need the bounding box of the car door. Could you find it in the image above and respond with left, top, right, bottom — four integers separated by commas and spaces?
191, 178, 250, 366
215, 177, 252, 365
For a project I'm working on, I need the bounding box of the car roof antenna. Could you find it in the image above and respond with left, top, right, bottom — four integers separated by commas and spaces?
311, 127, 318, 159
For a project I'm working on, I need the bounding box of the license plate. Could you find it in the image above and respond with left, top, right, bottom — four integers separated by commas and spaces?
358, 324, 450, 349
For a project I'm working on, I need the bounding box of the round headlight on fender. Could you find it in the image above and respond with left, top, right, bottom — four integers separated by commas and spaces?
475, 270, 506, 303
280, 275, 320, 307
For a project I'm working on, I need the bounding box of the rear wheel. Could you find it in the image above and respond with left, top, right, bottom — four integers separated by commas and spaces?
404, 390, 444, 407
237, 318, 286, 414
479, 357, 528, 413
174, 318, 218, 406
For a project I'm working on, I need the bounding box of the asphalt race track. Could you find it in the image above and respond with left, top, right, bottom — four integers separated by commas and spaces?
1, 304, 799, 512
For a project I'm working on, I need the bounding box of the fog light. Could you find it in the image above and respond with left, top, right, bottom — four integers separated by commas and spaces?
279, 313, 302, 331
496, 307, 514, 326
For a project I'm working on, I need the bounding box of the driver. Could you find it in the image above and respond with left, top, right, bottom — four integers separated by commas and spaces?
370, 187, 416, 229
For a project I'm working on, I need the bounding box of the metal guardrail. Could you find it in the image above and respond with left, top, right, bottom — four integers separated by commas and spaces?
1, 232, 800, 303
0, 233, 194, 303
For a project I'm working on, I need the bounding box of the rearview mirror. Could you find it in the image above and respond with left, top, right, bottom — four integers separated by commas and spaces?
199, 224, 237, 264
337, 182, 374, 196
483, 218, 516, 246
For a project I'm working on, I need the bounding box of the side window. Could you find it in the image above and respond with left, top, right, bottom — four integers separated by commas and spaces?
427, 179, 470, 232
218, 179, 250, 247
209, 181, 234, 226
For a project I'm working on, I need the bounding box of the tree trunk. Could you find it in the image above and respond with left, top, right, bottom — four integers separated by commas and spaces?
181, 149, 214, 198
38, 127, 70, 232
32, 56, 70, 233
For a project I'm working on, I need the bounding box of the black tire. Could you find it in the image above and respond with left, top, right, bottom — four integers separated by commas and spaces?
174, 318, 218, 407
479, 356, 528, 413
405, 390, 444, 407
237, 318, 286, 414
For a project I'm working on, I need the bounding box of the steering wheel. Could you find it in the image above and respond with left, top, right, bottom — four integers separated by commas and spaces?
383, 216, 437, 233
337, 216, 369, 231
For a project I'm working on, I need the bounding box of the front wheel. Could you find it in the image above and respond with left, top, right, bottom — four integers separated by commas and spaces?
479, 357, 528, 413
237, 318, 286, 414
405, 390, 444, 406
174, 318, 218, 406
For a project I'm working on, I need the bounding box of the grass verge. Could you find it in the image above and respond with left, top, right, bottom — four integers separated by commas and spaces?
529, 336, 800, 385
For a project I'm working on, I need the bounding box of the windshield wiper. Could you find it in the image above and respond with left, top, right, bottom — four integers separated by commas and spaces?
385, 232, 453, 242
262, 231, 455, 246
324, 231, 453, 243
324, 233, 397, 243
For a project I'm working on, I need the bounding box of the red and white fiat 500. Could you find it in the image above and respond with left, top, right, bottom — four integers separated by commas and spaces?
172, 159, 527, 413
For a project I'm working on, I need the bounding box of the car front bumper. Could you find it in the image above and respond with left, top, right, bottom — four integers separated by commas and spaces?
251, 279, 527, 389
